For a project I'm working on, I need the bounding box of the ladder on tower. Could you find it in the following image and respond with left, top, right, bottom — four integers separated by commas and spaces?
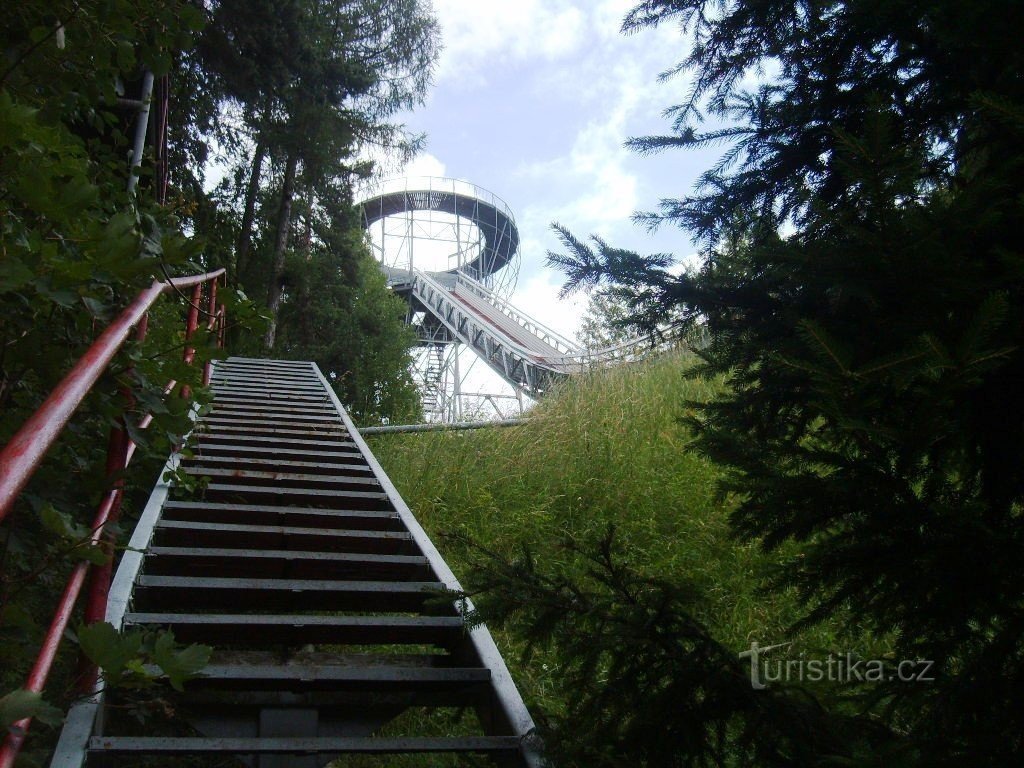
50, 357, 540, 767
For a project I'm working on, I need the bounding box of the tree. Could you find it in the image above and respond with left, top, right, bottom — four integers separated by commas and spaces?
518, 0, 1024, 764
274, 228, 422, 425
195, 0, 439, 348
577, 289, 637, 351
0, 0, 436, 752
0, 0, 233, 750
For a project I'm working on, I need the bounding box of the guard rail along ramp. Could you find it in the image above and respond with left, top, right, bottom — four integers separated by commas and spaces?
408, 268, 665, 396
359, 177, 670, 400
49, 358, 542, 767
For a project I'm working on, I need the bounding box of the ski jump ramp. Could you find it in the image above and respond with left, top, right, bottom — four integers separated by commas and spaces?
359, 177, 658, 399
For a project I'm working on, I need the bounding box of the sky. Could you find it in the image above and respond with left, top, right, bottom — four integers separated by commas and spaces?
388, 0, 715, 333
368, 1, 723, 414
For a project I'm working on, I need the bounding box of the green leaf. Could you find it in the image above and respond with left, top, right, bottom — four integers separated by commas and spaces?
116, 40, 136, 71
77, 622, 141, 682
81, 295, 109, 320
0, 257, 34, 292
0, 689, 63, 730
72, 544, 110, 566
152, 631, 211, 692
39, 504, 88, 541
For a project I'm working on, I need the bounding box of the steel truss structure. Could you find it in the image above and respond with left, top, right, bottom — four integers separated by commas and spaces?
358, 177, 676, 418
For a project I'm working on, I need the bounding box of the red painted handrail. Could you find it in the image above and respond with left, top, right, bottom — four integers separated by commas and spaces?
0, 268, 227, 767
0, 269, 225, 524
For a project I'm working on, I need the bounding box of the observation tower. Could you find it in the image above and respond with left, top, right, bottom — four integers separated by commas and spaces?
359, 177, 656, 422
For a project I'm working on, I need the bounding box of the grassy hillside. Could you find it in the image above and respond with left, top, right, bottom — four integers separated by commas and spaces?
370, 353, 881, 719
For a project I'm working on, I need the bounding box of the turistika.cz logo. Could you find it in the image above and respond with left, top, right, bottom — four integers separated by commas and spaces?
738, 641, 935, 690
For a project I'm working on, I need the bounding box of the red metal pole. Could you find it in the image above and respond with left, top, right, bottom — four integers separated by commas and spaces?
0, 268, 224, 767
0, 269, 223, 526
181, 283, 202, 399
203, 280, 219, 386
76, 315, 148, 692
0, 483, 124, 767
0, 282, 162, 526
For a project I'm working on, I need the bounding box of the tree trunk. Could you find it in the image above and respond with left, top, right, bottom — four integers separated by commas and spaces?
264, 150, 299, 350
234, 134, 267, 285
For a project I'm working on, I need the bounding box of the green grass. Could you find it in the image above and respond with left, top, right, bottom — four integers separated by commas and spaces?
370, 352, 883, 724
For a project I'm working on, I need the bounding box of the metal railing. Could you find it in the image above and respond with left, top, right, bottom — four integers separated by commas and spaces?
0, 268, 226, 768
357, 175, 518, 226
411, 268, 680, 393
453, 271, 582, 355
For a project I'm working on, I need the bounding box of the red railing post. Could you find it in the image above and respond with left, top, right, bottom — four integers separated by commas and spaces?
203, 279, 219, 387
0, 269, 225, 768
76, 314, 148, 692
181, 283, 203, 399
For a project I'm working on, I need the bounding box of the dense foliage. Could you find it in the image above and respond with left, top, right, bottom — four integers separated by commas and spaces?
468, 0, 1024, 765
180, 0, 436, 419
1, 0, 436, 753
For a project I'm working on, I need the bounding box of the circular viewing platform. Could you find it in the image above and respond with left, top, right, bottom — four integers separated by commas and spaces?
357, 176, 520, 278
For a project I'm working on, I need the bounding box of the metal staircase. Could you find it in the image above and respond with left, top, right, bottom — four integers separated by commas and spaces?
51, 357, 540, 767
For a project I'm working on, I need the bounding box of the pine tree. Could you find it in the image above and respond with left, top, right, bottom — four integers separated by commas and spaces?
529, 0, 1024, 764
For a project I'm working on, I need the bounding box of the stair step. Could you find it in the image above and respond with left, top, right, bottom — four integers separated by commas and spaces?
160, 501, 400, 530
152, 519, 415, 554
211, 403, 338, 416
88, 736, 521, 756
176, 664, 489, 690
189, 443, 364, 461
181, 466, 378, 488
133, 576, 446, 612
209, 411, 342, 423
210, 378, 326, 392
182, 455, 370, 475
213, 365, 319, 376
198, 482, 390, 509
218, 357, 314, 367
123, 613, 465, 646
143, 546, 430, 579
212, 389, 330, 403
209, 386, 328, 399
193, 432, 357, 450
201, 416, 347, 432
199, 421, 350, 437
197, 424, 353, 441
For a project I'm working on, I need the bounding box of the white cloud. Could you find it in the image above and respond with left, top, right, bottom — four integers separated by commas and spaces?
431, 0, 587, 85
403, 151, 447, 179
510, 272, 587, 341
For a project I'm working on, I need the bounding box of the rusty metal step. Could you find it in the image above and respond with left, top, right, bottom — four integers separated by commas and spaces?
212, 389, 330, 403
197, 482, 390, 509
209, 377, 327, 390
87, 735, 522, 757
181, 455, 371, 476
132, 576, 446, 612
160, 501, 400, 530
169, 664, 490, 691
210, 408, 339, 421
188, 443, 364, 461
123, 613, 465, 646
211, 400, 338, 415
199, 421, 350, 438
196, 424, 354, 441
193, 432, 357, 451
142, 546, 431, 580
201, 415, 347, 430
152, 519, 416, 555
181, 466, 378, 488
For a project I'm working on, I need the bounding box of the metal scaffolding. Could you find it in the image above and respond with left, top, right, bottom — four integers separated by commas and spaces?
360, 177, 526, 421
